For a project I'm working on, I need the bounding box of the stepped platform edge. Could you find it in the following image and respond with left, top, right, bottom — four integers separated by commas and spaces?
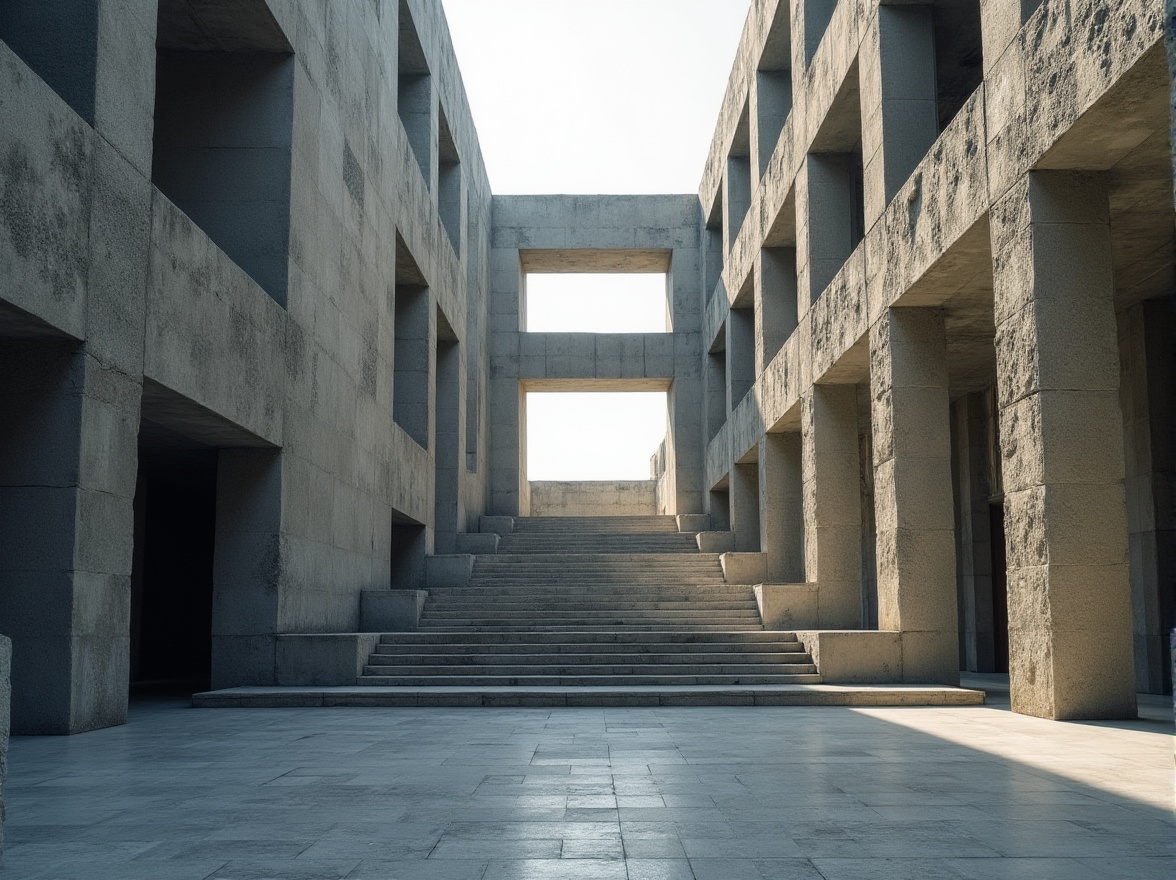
193, 683, 985, 709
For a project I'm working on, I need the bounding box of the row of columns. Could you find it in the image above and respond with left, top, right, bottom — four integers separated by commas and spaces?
721, 170, 1138, 719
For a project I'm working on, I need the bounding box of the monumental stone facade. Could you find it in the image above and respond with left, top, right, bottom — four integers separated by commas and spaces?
0, 0, 1170, 735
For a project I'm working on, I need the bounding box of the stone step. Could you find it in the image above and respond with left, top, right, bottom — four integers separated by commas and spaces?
414, 624, 766, 632
429, 586, 755, 598
511, 516, 680, 533
372, 643, 806, 656
474, 553, 721, 563
358, 673, 824, 686
195, 685, 987, 709
366, 651, 813, 666
421, 609, 761, 620
424, 600, 760, 611
362, 663, 819, 677
378, 631, 797, 644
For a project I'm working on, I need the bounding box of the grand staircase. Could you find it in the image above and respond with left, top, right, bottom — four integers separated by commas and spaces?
359, 515, 821, 687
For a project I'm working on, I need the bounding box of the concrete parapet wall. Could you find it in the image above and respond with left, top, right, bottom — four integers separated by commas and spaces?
755, 584, 819, 630
360, 591, 428, 632
275, 634, 382, 687
529, 481, 658, 517
795, 631, 904, 684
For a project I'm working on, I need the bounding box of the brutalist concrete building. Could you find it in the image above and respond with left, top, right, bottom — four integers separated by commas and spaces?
0, 0, 1171, 736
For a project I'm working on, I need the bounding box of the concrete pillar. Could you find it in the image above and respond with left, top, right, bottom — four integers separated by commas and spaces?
757, 247, 798, 372
211, 448, 283, 688
761, 433, 804, 582
875, 5, 939, 205
433, 338, 461, 554
1118, 299, 1176, 694
0, 345, 141, 734
870, 308, 958, 684
991, 172, 1135, 719
953, 392, 998, 672
731, 461, 761, 552
802, 385, 862, 627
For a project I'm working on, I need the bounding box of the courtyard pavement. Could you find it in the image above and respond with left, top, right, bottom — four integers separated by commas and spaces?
2, 685, 1172, 879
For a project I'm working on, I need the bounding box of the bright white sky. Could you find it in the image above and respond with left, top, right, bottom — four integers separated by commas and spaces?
526, 274, 669, 332
440, 0, 750, 194
441, 0, 749, 480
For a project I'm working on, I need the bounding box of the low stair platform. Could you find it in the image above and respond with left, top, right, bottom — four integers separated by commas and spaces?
193, 682, 985, 709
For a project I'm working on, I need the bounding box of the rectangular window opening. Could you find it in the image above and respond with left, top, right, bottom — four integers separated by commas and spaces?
526, 391, 668, 481
398, 0, 432, 188
932, 0, 984, 131
808, 61, 864, 303
726, 108, 752, 246
152, 1, 294, 307
803, 0, 838, 67
438, 107, 462, 256
525, 274, 669, 333
705, 187, 725, 304
706, 327, 727, 442
0, 0, 99, 122
755, 12, 792, 179
393, 234, 431, 449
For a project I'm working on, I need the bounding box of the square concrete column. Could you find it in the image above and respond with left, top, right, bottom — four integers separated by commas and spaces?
953, 392, 997, 672
211, 448, 283, 688
731, 460, 761, 552
802, 385, 862, 627
0, 346, 141, 734
871, 308, 959, 684
991, 172, 1135, 719
760, 433, 804, 582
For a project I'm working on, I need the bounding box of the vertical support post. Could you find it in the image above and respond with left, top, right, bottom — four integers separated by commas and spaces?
991, 172, 1135, 719
871, 308, 958, 684
802, 385, 862, 626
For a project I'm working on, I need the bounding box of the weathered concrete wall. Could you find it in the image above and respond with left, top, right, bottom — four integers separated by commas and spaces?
529, 481, 659, 517
698, 0, 1170, 714
0, 0, 492, 732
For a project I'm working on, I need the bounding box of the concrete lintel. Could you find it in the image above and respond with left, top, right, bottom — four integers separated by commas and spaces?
479, 516, 514, 536
520, 248, 672, 273
360, 590, 428, 632
794, 631, 904, 684
425, 555, 474, 587
275, 634, 382, 686
755, 583, 819, 630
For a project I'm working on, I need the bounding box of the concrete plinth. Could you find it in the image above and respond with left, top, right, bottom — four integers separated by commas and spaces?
360, 590, 428, 632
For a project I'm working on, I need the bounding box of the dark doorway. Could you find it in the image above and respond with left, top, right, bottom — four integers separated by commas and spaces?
989, 501, 1009, 674
130, 425, 218, 693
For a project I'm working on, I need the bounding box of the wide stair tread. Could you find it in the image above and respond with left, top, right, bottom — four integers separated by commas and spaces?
358, 515, 821, 693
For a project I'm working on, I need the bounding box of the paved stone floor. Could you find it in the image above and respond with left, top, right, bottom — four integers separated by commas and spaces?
3, 690, 1172, 879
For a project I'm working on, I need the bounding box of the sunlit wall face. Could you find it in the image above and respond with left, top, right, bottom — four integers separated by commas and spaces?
524, 274, 668, 333
526, 392, 667, 480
